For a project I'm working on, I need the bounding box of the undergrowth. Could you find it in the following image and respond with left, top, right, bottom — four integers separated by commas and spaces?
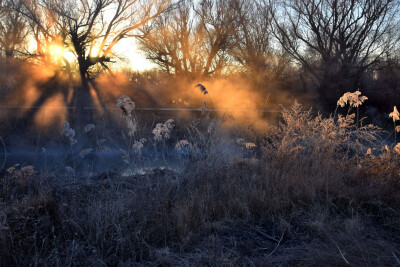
1, 89, 400, 266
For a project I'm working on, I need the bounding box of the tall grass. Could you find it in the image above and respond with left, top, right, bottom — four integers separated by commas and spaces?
1, 90, 400, 266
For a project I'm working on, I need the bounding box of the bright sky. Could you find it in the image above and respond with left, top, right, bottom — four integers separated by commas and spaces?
114, 39, 156, 71
31, 35, 156, 72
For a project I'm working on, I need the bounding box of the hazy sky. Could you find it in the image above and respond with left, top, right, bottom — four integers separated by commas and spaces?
115, 39, 156, 71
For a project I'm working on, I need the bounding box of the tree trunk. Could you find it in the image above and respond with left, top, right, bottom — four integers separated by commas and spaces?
69, 65, 93, 128
5, 50, 13, 58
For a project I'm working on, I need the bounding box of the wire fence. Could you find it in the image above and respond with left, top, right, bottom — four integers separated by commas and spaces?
0, 104, 295, 145
0, 104, 264, 174
0, 105, 287, 113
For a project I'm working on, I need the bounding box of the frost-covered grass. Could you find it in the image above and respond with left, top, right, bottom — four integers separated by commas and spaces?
1, 89, 400, 266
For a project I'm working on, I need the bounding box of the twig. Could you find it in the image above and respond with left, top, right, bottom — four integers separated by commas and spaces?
393, 251, 400, 265
207, 94, 216, 111
267, 231, 284, 257
247, 258, 256, 267
70, 144, 76, 181
335, 243, 350, 265
247, 224, 278, 242
0, 136, 6, 173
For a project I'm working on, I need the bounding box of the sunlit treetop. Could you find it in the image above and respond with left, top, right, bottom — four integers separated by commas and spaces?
17, 0, 178, 80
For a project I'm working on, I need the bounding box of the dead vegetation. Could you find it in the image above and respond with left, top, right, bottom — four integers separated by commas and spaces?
1, 94, 400, 266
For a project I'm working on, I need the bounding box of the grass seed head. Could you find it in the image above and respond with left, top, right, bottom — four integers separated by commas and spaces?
116, 95, 135, 117
132, 139, 146, 153
152, 119, 175, 141
389, 106, 400, 122
79, 148, 93, 159
395, 143, 400, 154
246, 143, 257, 149
84, 124, 95, 133
175, 140, 190, 150
195, 84, 208, 95
337, 91, 368, 107
62, 121, 77, 145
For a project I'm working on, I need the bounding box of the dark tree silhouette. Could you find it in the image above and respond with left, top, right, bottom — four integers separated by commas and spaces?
268, 0, 400, 107
230, 0, 289, 86
13, 0, 177, 126
0, 0, 28, 58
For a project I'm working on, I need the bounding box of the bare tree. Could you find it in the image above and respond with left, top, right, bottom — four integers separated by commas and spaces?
16, 0, 177, 124
268, 0, 400, 106
0, 0, 28, 58
14, 0, 68, 66
230, 0, 289, 85
196, 0, 236, 76
138, 0, 200, 76
138, 0, 236, 78
19, 0, 176, 81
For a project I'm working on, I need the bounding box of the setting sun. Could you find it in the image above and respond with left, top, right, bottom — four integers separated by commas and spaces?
47, 43, 76, 65
49, 44, 64, 62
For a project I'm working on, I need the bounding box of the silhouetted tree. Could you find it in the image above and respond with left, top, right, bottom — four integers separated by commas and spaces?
230, 0, 289, 86
16, 0, 177, 124
268, 0, 400, 107
0, 0, 28, 58
138, 0, 236, 78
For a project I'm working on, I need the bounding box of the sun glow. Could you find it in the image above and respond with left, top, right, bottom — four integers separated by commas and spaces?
90, 42, 102, 57
115, 39, 156, 71
41, 39, 153, 71
47, 44, 77, 65
63, 51, 76, 63
49, 44, 65, 62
